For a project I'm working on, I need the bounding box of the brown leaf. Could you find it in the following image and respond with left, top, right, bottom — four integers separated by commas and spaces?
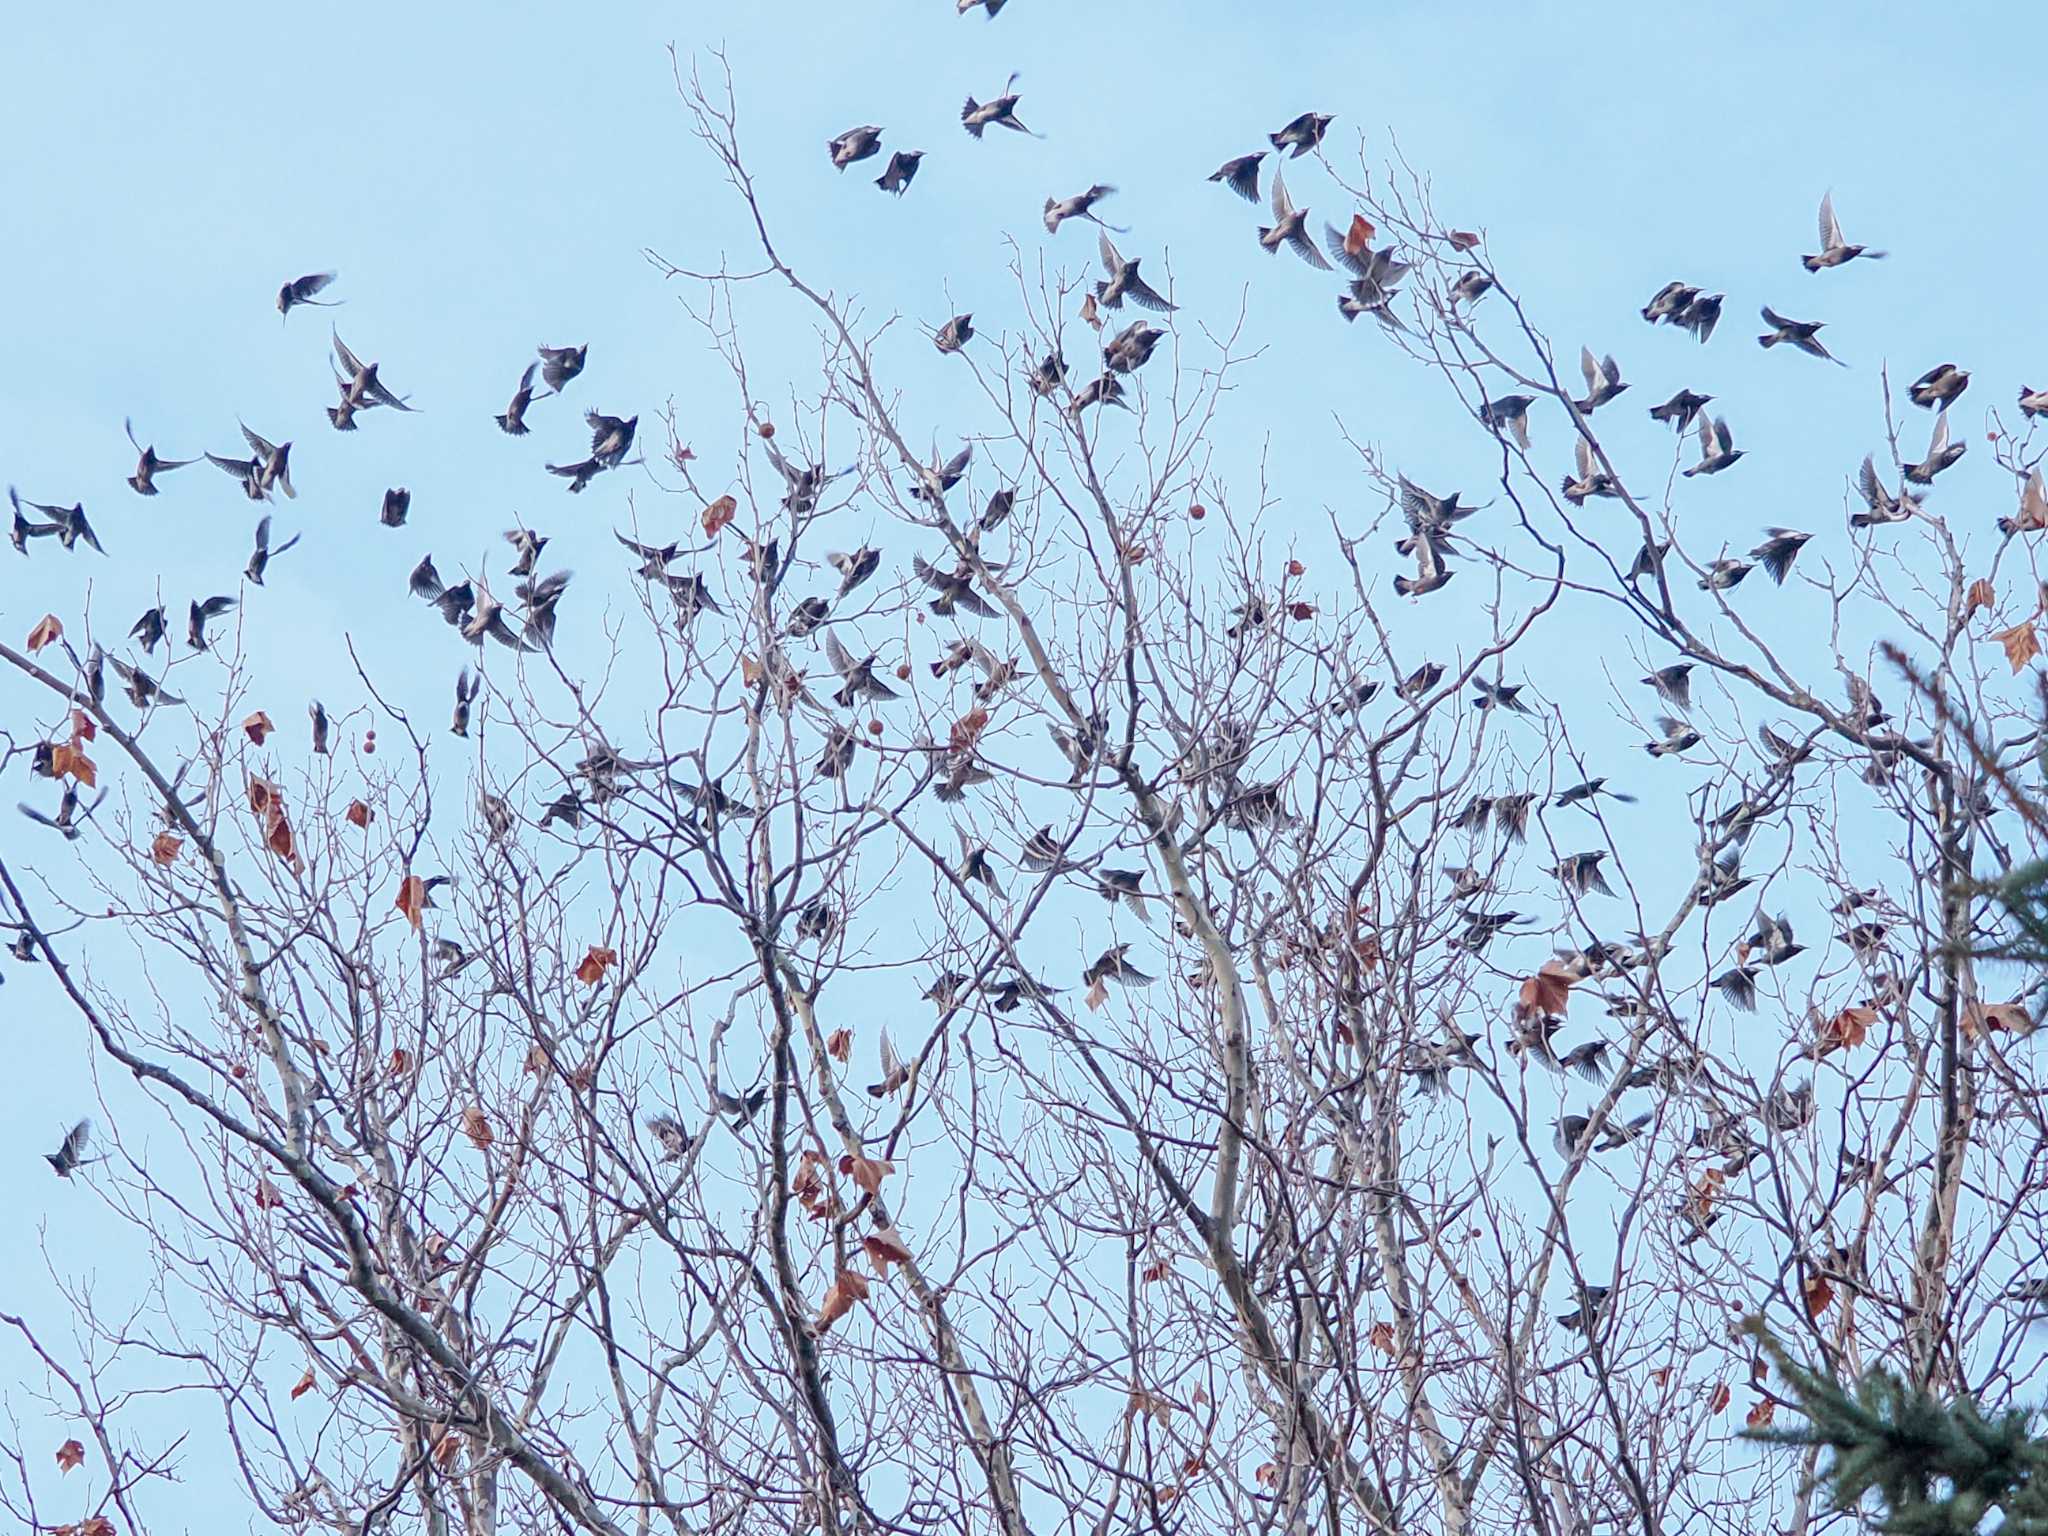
1447, 229, 1482, 251
290, 1367, 317, 1400
253, 1177, 284, 1211
247, 775, 280, 816
242, 710, 274, 745
815, 1269, 871, 1334
1289, 601, 1316, 621
149, 831, 182, 866
1995, 620, 2041, 673
702, 495, 737, 536
345, 799, 372, 829
575, 944, 617, 985
863, 1230, 914, 1278
51, 743, 97, 789
1085, 976, 1109, 1012
1141, 1257, 1170, 1283
394, 875, 426, 930
264, 805, 296, 864
1745, 1397, 1776, 1429
1517, 963, 1576, 1019
1803, 1274, 1835, 1320
1967, 578, 1996, 615
1650, 1367, 1672, 1387
740, 654, 764, 688
1255, 1462, 1279, 1489
1962, 999, 2034, 1039
55, 1438, 84, 1473
25, 614, 62, 653
1690, 1167, 1725, 1220
1815, 1004, 1876, 1057
1342, 213, 1375, 256
69, 709, 96, 745
842, 1152, 894, 1197
949, 708, 990, 754
433, 1430, 463, 1469
460, 1105, 494, 1151
387, 1048, 412, 1078
1080, 291, 1101, 330
1286, 558, 1306, 577
1368, 1320, 1396, 1356
826, 1028, 852, 1063
1708, 1382, 1731, 1414
524, 1042, 552, 1076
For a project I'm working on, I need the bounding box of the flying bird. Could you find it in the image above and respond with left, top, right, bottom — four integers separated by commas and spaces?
1908, 363, 1969, 410
1269, 111, 1333, 157
1851, 454, 1920, 528
828, 126, 884, 170
1803, 192, 1887, 271
188, 596, 236, 652
332, 331, 416, 414
1751, 528, 1812, 584
537, 344, 587, 395
380, 487, 411, 527
962, 74, 1035, 136
1641, 281, 1699, 324
1562, 436, 1619, 504
933, 313, 974, 353
1574, 347, 1628, 412
245, 514, 300, 584
1096, 232, 1176, 312
1683, 415, 1744, 477
1903, 412, 1965, 485
1207, 152, 1264, 203
1258, 169, 1331, 268
825, 632, 899, 706
1044, 184, 1122, 234
1649, 388, 1712, 432
45, 1118, 94, 1177
277, 271, 338, 319
1645, 716, 1702, 757
875, 150, 924, 195
123, 418, 195, 494
497, 362, 540, 434
1757, 306, 1845, 364
1480, 395, 1532, 449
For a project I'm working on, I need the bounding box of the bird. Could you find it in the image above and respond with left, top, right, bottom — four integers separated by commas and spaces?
2001, 469, 2048, 539
1803, 192, 1886, 271
1096, 232, 1176, 313
451, 668, 479, 736
1097, 868, 1154, 922
956, 825, 1002, 895
505, 526, 548, 577
1207, 152, 1264, 203
829, 545, 881, 597
497, 362, 540, 434
242, 422, 297, 498
1069, 374, 1128, 415
1555, 1284, 1610, 1334
795, 896, 838, 943
9, 495, 63, 554
461, 585, 523, 649
1697, 557, 1752, 591
957, 0, 1008, 17
1683, 415, 1744, 477
1904, 413, 1965, 485
1269, 111, 1334, 157
875, 150, 924, 195
130, 606, 167, 655
1332, 241, 1410, 327
1629, 540, 1671, 584
18, 782, 104, 841
713, 1085, 768, 1124
1643, 663, 1694, 711
1908, 363, 1969, 410
825, 633, 899, 707
1751, 529, 1812, 584
1083, 944, 1155, 989
1492, 792, 1537, 843
123, 418, 195, 495
1394, 525, 1453, 597
1649, 388, 1712, 432
11, 490, 102, 554
1553, 852, 1615, 897
1594, 1112, 1652, 1151
1645, 716, 1702, 757
1641, 281, 1699, 324
1103, 320, 1164, 373
107, 656, 179, 709
1851, 454, 1921, 528
1711, 965, 1759, 1011
586, 410, 637, 467
1480, 395, 1532, 449
245, 514, 300, 585
1449, 270, 1494, 309
868, 1029, 911, 1098
645, 1114, 691, 1162
1553, 777, 1636, 810
914, 553, 996, 617
1398, 661, 1445, 701
45, 1118, 94, 1177
1554, 1116, 1594, 1155
380, 487, 412, 528
828, 126, 884, 170
1757, 306, 1845, 364
277, 271, 338, 318
1677, 291, 1724, 343
1573, 347, 1628, 412
1472, 678, 1529, 713
814, 724, 857, 780
1044, 184, 1121, 234
933, 313, 974, 354
1562, 436, 1619, 504
2019, 386, 2048, 419
537, 343, 587, 395
1257, 169, 1331, 268
187, 595, 237, 652
1748, 912, 1805, 966
332, 331, 416, 414
962, 74, 1034, 137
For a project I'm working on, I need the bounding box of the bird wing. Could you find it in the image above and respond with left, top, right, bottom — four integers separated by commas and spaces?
1579, 346, 1599, 394
1760, 305, 1791, 330
1124, 269, 1175, 313
1097, 229, 1123, 278
1818, 191, 1841, 250
825, 632, 857, 677
1575, 434, 1596, 480
239, 422, 277, 458
1269, 167, 1294, 221
124, 416, 143, 454
206, 452, 255, 482
1223, 155, 1260, 201
1287, 225, 1333, 270
1928, 411, 1950, 457
297, 272, 337, 300
331, 329, 366, 378
1856, 453, 1882, 509
252, 514, 271, 553
1714, 417, 1734, 452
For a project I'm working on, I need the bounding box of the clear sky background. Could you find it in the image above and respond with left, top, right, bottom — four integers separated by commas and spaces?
2, 1, 2045, 1528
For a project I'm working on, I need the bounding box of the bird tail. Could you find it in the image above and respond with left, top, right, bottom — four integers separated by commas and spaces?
962, 99, 983, 135
1801, 255, 1824, 272
1758, 334, 1780, 348
496, 413, 528, 436
1256, 226, 1277, 251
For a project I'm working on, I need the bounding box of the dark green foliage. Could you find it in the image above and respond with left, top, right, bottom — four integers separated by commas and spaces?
1744, 1323, 2048, 1534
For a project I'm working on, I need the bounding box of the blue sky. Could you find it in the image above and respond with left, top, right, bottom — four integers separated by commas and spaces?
3, 0, 2045, 1527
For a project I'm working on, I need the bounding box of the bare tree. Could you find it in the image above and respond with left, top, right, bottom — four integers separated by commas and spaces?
2, 50, 2044, 1536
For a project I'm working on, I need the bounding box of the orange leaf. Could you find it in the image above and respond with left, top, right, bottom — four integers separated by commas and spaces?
1255, 1462, 1279, 1489
827, 1028, 852, 1063
149, 831, 182, 866
1967, 578, 1996, 615
243, 711, 274, 745
575, 945, 617, 985
841, 1153, 894, 1197
1803, 1274, 1835, 1320
345, 800, 372, 829
433, 1430, 463, 1469
26, 614, 62, 653
1650, 1367, 1672, 1387
69, 708, 96, 744
1962, 999, 2034, 1039
1080, 291, 1100, 330
949, 708, 990, 754
1447, 230, 1482, 251
1517, 963, 1575, 1019
55, 1438, 84, 1473
1746, 1397, 1776, 1429
395, 876, 426, 930
51, 743, 96, 788
702, 495, 737, 536
1995, 620, 2040, 673
1085, 976, 1109, 1012
1815, 1004, 1876, 1056
863, 1231, 914, 1278
247, 775, 280, 816
1708, 1382, 1731, 1414
815, 1269, 871, 1334
388, 1048, 412, 1078
460, 1105, 494, 1151
290, 1367, 317, 1400
1368, 1320, 1396, 1356
1343, 213, 1376, 256
264, 806, 296, 864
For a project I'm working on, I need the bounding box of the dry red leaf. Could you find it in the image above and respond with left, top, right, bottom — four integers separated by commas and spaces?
841, 1152, 894, 1197
149, 831, 182, 866
55, 1438, 84, 1473
1967, 578, 1996, 615
388, 1048, 412, 1078
253, 1178, 284, 1211
815, 1269, 871, 1334
50, 743, 97, 788
1447, 230, 1482, 251
248, 776, 279, 816
1517, 963, 1576, 1019
243, 710, 274, 745
1803, 1274, 1835, 1319
264, 806, 296, 864
702, 495, 737, 536
1690, 1167, 1725, 1220
1746, 1397, 1776, 1429
1142, 1257, 1170, 1283
26, 614, 62, 653
1650, 1367, 1672, 1387
345, 800, 372, 829
575, 945, 617, 985
863, 1231, 914, 1278
1995, 620, 2041, 673
290, 1367, 317, 1400
525, 1043, 552, 1076
826, 1028, 852, 1063
68, 709, 96, 744
461, 1105, 494, 1151
1290, 601, 1316, 621
1815, 1004, 1876, 1056
1368, 1320, 1396, 1356
1961, 999, 2034, 1038
1342, 213, 1375, 256
1255, 1462, 1279, 1489
433, 1430, 463, 1469
395, 876, 426, 931
1080, 291, 1101, 330
1708, 1382, 1731, 1414
949, 708, 989, 754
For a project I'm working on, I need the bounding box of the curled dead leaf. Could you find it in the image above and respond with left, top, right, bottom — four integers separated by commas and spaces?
702, 495, 737, 536
395, 876, 426, 931
575, 944, 617, 985
1447, 230, 1482, 251
149, 831, 182, 866
1708, 1381, 1731, 1414
826, 1028, 852, 1063
815, 1268, 871, 1334
841, 1152, 894, 1197
1342, 213, 1375, 256
26, 614, 62, 653
290, 1367, 317, 1401
460, 1105, 494, 1151
1517, 963, 1575, 1020
243, 711, 274, 746
69, 708, 96, 744
1994, 620, 2040, 673
863, 1230, 914, 1278
1802, 1273, 1835, 1320
55, 1438, 84, 1473
345, 800, 372, 829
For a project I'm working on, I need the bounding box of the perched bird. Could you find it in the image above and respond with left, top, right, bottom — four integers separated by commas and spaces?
1751, 528, 1812, 584
1096, 232, 1176, 312
380, 487, 412, 527
497, 362, 540, 434
451, 668, 479, 736
187, 595, 237, 652
1257, 169, 1331, 268
962, 74, 1034, 137
1851, 454, 1920, 528
1562, 436, 1619, 504
1556, 1285, 1610, 1334
875, 150, 924, 195
1207, 152, 1264, 203
537, 343, 587, 395
123, 418, 195, 495
1574, 347, 1628, 412
1683, 415, 1744, 477
1480, 395, 1533, 449
1908, 363, 1969, 411
277, 271, 338, 318
825, 632, 899, 706
795, 895, 838, 943
1045, 184, 1123, 234
1758, 306, 1845, 364
1269, 111, 1334, 157
1645, 715, 1702, 757
1904, 412, 1965, 485
1649, 388, 1712, 432
1643, 663, 1694, 711
1803, 192, 1886, 271
1554, 1115, 1594, 1155
1697, 557, 1752, 591
245, 514, 300, 585
45, 1118, 94, 1177
1398, 661, 1445, 701
934, 313, 974, 353
828, 125, 884, 170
